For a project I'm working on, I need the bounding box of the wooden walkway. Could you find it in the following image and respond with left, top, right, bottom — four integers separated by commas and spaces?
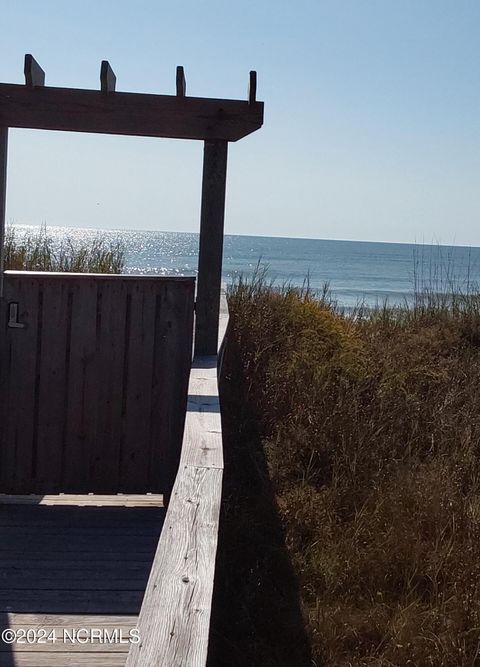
0, 496, 165, 666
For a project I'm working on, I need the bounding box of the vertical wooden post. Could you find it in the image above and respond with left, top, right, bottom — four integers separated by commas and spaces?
0, 127, 8, 298
195, 140, 228, 356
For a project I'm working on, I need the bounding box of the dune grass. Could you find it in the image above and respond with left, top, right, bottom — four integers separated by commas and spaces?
213, 277, 480, 666
4, 225, 125, 273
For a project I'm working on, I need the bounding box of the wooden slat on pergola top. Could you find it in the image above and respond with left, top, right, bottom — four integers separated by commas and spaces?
0, 56, 264, 141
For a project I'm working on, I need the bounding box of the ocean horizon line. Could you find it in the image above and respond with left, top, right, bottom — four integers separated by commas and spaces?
9, 221, 480, 252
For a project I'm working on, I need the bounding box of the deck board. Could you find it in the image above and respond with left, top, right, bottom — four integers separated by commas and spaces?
0, 498, 165, 666
0, 654, 128, 666
0, 494, 164, 507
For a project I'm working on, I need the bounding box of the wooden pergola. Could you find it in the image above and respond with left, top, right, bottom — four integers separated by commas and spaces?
0, 54, 264, 353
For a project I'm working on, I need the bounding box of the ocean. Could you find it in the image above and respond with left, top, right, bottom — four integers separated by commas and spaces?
11, 225, 480, 309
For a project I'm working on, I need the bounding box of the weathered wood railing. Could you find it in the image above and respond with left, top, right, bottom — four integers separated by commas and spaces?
126, 293, 228, 666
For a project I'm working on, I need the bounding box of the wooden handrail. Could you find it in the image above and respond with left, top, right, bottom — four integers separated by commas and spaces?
126, 291, 228, 666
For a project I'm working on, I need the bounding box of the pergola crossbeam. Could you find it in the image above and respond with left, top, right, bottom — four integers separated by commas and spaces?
0, 83, 262, 141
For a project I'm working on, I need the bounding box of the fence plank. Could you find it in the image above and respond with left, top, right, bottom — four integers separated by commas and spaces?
148, 282, 194, 494
90, 279, 128, 492
63, 278, 98, 490
0, 277, 40, 492
119, 281, 156, 492
35, 279, 70, 491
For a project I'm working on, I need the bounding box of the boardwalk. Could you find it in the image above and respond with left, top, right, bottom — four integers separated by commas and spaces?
0, 496, 165, 666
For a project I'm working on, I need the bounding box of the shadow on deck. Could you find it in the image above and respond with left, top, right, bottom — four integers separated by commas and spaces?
0, 499, 165, 667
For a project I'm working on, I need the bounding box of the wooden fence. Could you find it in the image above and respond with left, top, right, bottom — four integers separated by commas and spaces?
0, 271, 194, 495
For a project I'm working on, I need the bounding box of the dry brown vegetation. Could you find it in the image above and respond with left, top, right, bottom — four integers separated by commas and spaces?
212, 278, 480, 667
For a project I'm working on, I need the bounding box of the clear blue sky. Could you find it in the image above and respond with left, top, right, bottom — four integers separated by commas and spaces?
1, 0, 479, 244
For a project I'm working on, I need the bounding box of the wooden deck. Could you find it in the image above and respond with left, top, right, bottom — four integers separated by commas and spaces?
0, 496, 165, 666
